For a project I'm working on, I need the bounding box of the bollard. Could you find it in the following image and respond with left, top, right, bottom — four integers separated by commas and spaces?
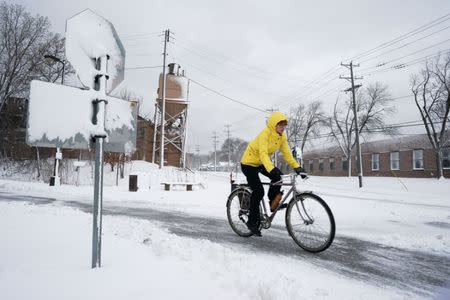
129, 175, 138, 192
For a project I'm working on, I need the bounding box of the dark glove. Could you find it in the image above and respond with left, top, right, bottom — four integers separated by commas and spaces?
294, 167, 307, 179
269, 167, 283, 178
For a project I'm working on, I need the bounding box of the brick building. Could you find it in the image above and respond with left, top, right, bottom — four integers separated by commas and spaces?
1, 96, 185, 168
302, 134, 450, 178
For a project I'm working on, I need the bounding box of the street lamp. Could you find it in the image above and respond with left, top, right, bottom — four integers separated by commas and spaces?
44, 54, 66, 84
44, 54, 66, 186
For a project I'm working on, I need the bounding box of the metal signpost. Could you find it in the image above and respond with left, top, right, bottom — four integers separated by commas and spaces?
26, 9, 135, 269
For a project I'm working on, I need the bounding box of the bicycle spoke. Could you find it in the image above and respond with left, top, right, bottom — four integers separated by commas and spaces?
227, 188, 253, 237
286, 193, 335, 252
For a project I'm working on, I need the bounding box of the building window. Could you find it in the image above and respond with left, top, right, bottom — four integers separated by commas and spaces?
139, 127, 145, 138
319, 159, 324, 171
442, 148, 450, 169
309, 160, 314, 172
329, 158, 335, 171
342, 157, 348, 171
390, 152, 400, 170
372, 153, 379, 171
413, 149, 424, 170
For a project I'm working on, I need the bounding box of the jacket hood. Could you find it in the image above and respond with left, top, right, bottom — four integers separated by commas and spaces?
267, 111, 288, 131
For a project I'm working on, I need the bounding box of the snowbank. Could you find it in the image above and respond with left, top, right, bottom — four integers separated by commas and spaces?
0, 202, 419, 300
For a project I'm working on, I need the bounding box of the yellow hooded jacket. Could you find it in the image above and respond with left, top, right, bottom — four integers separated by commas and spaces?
241, 111, 300, 172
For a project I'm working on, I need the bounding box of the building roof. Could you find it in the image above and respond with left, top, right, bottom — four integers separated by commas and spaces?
303, 133, 449, 158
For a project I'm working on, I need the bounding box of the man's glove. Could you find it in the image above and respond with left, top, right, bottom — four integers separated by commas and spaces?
269, 167, 283, 178
294, 167, 307, 179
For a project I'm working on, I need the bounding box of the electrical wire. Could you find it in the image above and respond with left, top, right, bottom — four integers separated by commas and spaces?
359, 25, 450, 64
347, 13, 450, 61
187, 77, 268, 114
360, 38, 450, 72
125, 65, 163, 70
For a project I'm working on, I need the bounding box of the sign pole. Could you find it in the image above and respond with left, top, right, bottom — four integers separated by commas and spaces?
92, 55, 108, 268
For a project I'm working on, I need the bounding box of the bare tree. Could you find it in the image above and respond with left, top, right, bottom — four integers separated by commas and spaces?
411, 54, 450, 179
219, 137, 247, 167
286, 100, 324, 153
326, 82, 396, 176
0, 2, 72, 162
104, 88, 142, 176
0, 2, 71, 113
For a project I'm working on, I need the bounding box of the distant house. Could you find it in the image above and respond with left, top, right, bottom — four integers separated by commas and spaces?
302, 133, 450, 178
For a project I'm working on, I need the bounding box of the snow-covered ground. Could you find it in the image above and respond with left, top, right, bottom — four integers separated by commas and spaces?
1, 161, 450, 299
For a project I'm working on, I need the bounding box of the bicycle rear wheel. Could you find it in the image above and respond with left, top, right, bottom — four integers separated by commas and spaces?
285, 193, 335, 252
226, 188, 253, 237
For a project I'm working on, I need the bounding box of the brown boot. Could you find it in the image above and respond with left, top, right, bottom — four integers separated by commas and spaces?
270, 192, 283, 212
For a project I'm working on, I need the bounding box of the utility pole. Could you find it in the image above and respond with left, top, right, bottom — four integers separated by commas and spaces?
195, 144, 200, 170
224, 124, 232, 172
159, 29, 170, 169
340, 61, 363, 188
212, 132, 219, 172
151, 101, 158, 164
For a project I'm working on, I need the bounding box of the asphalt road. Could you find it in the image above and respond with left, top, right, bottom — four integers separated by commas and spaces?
1, 190, 449, 298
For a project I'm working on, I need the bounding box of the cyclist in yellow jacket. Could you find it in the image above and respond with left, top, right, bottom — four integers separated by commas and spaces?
241, 111, 305, 236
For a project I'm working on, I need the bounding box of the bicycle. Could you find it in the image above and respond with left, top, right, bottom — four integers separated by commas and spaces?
226, 173, 335, 253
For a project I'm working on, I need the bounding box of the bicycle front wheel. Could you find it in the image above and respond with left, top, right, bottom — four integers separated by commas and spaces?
285, 193, 335, 252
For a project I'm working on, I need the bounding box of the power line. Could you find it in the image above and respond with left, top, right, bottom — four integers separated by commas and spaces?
348, 13, 450, 61
359, 24, 450, 64
121, 31, 164, 38
286, 14, 450, 108
276, 66, 341, 106
360, 49, 450, 77
359, 38, 450, 72
125, 65, 163, 70
173, 39, 273, 81
187, 77, 267, 113
169, 53, 282, 99
174, 36, 281, 80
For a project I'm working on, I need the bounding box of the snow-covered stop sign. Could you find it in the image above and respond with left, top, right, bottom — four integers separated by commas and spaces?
66, 9, 125, 93
26, 9, 136, 153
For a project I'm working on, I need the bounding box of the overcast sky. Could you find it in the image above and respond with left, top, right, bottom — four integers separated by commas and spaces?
12, 0, 450, 153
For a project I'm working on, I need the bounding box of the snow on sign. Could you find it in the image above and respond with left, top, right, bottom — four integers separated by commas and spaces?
26, 80, 137, 153
66, 9, 125, 93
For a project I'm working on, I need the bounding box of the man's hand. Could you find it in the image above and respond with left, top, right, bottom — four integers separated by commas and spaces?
294, 167, 307, 179
269, 167, 283, 177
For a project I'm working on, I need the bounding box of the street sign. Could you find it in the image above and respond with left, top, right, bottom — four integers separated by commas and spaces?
28, 9, 132, 269
26, 80, 137, 153
65, 9, 125, 93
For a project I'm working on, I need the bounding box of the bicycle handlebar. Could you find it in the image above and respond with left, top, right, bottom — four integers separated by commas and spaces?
268, 172, 309, 186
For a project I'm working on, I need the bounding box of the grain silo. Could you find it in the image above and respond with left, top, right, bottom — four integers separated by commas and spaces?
152, 63, 190, 168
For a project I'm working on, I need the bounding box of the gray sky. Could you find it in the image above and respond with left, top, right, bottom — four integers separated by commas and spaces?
12, 0, 450, 153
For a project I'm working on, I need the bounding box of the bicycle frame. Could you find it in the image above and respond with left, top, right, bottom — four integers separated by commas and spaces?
260, 173, 309, 222
261, 179, 295, 222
